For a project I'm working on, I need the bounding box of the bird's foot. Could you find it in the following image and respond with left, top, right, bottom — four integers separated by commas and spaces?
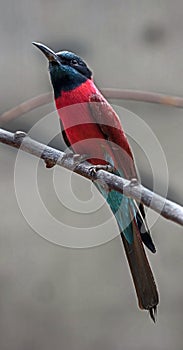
89, 164, 114, 177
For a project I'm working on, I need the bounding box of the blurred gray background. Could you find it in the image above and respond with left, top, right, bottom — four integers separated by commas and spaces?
1, 0, 183, 349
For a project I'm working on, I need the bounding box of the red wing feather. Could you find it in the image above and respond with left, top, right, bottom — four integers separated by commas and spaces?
89, 93, 137, 179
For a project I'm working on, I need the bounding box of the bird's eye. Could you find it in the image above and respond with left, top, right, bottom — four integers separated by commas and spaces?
71, 59, 78, 65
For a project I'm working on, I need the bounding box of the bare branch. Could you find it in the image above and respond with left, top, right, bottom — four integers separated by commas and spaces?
0, 93, 52, 125
1, 89, 183, 125
0, 127, 183, 227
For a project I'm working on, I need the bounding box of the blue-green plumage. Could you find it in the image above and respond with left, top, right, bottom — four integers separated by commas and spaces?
106, 190, 134, 244
96, 168, 134, 244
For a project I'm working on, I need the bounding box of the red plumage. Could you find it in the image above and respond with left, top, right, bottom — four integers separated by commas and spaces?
33, 42, 159, 321
55, 80, 133, 168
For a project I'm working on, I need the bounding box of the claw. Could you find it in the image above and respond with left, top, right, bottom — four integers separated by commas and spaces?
89, 164, 114, 177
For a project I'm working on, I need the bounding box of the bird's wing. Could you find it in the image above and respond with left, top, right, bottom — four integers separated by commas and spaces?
88, 94, 158, 317
89, 93, 156, 253
88, 92, 137, 191
88, 93, 137, 179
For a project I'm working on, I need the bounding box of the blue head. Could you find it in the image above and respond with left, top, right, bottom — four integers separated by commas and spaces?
33, 42, 92, 97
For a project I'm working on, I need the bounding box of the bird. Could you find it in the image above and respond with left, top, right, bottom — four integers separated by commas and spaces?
33, 42, 159, 321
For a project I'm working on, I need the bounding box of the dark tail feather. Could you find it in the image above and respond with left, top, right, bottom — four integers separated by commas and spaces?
121, 219, 159, 322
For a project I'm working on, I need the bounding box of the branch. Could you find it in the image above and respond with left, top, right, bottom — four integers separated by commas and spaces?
1, 127, 183, 227
0, 93, 52, 125
1, 89, 183, 125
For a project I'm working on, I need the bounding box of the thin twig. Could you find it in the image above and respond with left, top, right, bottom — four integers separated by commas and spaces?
1, 89, 183, 125
0, 93, 52, 125
0, 127, 183, 227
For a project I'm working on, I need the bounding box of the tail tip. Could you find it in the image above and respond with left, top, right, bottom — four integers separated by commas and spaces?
149, 306, 157, 323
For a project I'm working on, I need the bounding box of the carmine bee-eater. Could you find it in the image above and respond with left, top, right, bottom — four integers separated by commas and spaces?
33, 42, 159, 321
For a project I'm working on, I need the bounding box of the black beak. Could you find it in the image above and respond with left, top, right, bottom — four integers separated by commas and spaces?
32, 42, 60, 64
